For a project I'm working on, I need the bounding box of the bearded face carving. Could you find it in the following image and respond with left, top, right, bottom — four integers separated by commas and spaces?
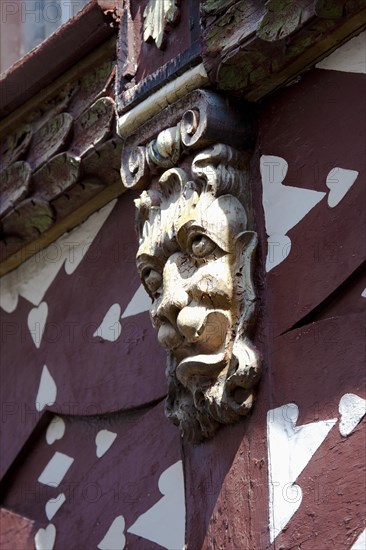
135, 144, 261, 443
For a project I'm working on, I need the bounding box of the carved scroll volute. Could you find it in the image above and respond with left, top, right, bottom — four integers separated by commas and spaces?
120, 146, 149, 189
180, 93, 255, 150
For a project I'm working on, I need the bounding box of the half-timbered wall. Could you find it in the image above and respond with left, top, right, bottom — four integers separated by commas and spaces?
0, 11, 365, 550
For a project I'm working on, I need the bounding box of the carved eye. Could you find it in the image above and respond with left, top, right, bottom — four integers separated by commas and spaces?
143, 268, 162, 295
190, 234, 216, 258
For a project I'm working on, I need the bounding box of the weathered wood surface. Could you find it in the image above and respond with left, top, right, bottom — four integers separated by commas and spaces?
1, 402, 181, 549
0, 508, 35, 550
71, 97, 115, 157
2, 199, 54, 242
0, 124, 33, 170
81, 138, 123, 185
27, 113, 74, 171
201, 0, 366, 100
0, 195, 167, 482
0, 162, 31, 217
33, 154, 80, 202
0, 46, 121, 275
67, 60, 114, 119
51, 179, 105, 219
117, 0, 201, 111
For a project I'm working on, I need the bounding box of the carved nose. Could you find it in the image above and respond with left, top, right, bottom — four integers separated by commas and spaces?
156, 286, 190, 327
155, 259, 190, 327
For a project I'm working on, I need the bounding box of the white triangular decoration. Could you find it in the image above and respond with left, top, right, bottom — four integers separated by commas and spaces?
267, 403, 336, 543
93, 304, 122, 342
0, 200, 117, 313
35, 365, 57, 412
351, 528, 366, 550
260, 155, 326, 272
121, 284, 151, 319
316, 32, 366, 74
128, 460, 185, 549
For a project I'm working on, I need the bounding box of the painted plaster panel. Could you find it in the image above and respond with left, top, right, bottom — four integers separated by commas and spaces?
0, 193, 167, 482
2, 402, 183, 549
316, 31, 366, 74
257, 68, 365, 335
38, 452, 74, 487
0, 201, 117, 313
261, 154, 325, 272
128, 460, 185, 549
0, 508, 35, 550
250, 313, 365, 549
267, 403, 336, 542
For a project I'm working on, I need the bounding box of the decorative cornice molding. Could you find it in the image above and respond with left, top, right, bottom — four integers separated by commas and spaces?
120, 88, 255, 190
0, 52, 122, 276
201, 0, 366, 101
118, 64, 209, 138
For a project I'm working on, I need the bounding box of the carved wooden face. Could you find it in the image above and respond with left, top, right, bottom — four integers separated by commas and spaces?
137, 189, 247, 383
135, 155, 260, 442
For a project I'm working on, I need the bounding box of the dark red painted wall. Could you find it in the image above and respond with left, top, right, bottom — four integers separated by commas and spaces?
1, 65, 365, 549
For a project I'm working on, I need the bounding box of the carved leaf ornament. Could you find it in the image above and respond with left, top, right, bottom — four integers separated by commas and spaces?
143, 0, 180, 49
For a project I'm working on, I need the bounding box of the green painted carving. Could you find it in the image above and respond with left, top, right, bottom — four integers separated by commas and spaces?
257, 0, 307, 42
315, 0, 345, 18
218, 50, 270, 90
201, 0, 236, 15
0, 125, 33, 171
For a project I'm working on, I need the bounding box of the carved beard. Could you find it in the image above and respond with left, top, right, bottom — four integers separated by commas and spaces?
162, 233, 261, 444
164, 327, 261, 444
